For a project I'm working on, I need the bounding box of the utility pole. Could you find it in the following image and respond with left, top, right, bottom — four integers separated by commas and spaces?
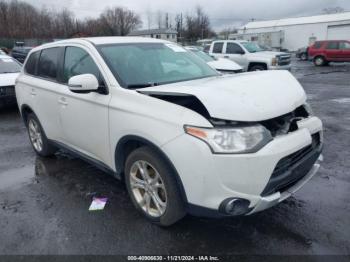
166, 13, 169, 29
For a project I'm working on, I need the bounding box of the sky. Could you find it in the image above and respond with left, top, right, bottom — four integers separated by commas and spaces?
23, 0, 350, 31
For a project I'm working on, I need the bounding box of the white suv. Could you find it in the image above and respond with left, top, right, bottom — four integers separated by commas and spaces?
16, 37, 323, 226
209, 40, 292, 72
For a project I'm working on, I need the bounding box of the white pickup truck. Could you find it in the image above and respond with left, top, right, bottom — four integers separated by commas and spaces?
209, 40, 292, 72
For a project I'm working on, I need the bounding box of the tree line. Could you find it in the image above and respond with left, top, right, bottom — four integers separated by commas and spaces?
0, 0, 215, 42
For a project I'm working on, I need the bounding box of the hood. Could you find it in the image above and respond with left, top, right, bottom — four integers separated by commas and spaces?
138, 70, 306, 122
207, 58, 243, 71
248, 51, 290, 59
0, 73, 19, 87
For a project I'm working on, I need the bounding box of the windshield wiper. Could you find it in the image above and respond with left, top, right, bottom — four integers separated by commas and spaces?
1, 71, 18, 74
127, 82, 160, 89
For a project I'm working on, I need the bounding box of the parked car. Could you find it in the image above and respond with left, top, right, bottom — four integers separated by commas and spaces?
209, 40, 292, 71
0, 47, 10, 54
185, 46, 243, 73
296, 46, 309, 61
11, 46, 32, 63
0, 55, 21, 107
16, 37, 323, 226
308, 40, 350, 66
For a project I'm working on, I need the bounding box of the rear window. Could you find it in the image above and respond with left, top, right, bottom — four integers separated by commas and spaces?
0, 57, 21, 73
38, 48, 60, 80
212, 43, 224, 54
25, 51, 40, 75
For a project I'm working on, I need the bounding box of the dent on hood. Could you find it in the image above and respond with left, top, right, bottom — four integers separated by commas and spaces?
138, 71, 307, 123
140, 90, 311, 138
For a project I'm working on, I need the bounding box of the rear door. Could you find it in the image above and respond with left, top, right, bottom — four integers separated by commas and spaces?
224, 42, 248, 70
339, 41, 350, 61
23, 47, 64, 142
58, 45, 111, 164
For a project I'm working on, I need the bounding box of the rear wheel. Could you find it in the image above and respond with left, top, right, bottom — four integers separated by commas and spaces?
125, 146, 186, 226
26, 113, 57, 157
314, 56, 326, 66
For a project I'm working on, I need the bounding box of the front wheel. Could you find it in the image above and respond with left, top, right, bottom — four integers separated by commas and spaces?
249, 64, 267, 71
314, 56, 326, 66
125, 147, 186, 226
26, 113, 57, 157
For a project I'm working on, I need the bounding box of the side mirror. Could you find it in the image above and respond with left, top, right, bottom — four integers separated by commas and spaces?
68, 74, 99, 93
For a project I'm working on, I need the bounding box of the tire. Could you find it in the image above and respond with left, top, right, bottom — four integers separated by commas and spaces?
125, 146, 186, 226
26, 113, 57, 157
314, 56, 326, 66
301, 53, 308, 61
249, 64, 267, 71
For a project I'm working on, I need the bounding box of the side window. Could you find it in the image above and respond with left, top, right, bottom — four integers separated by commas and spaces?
340, 42, 350, 50
38, 48, 60, 80
313, 42, 322, 49
212, 43, 224, 54
326, 42, 339, 50
25, 51, 40, 75
226, 43, 244, 54
63, 46, 101, 83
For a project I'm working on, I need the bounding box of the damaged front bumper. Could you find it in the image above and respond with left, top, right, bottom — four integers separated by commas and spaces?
161, 116, 323, 217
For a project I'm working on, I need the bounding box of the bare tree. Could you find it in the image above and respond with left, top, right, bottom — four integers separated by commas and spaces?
0, 0, 142, 40
184, 5, 214, 42
156, 10, 164, 29
99, 7, 142, 36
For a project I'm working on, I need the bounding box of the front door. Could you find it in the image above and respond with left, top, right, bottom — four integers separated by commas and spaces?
58, 45, 111, 165
224, 42, 249, 70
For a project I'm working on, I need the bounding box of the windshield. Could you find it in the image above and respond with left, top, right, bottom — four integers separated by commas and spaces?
0, 57, 21, 73
98, 43, 219, 88
241, 42, 264, 53
191, 49, 215, 62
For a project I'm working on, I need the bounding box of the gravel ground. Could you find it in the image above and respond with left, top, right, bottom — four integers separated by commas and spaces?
0, 60, 349, 256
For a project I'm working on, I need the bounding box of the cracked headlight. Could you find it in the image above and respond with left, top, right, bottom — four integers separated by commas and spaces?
184, 125, 272, 154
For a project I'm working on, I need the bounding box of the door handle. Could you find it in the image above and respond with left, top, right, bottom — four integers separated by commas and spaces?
224, 56, 230, 58
30, 88, 36, 96
58, 97, 68, 106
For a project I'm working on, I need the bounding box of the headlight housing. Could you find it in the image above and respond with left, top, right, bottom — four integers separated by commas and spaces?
184, 125, 272, 154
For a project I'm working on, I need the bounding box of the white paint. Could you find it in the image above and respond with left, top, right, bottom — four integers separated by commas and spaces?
16, 37, 323, 220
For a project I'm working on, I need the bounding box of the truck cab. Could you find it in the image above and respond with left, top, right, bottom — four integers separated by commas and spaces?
209, 40, 292, 72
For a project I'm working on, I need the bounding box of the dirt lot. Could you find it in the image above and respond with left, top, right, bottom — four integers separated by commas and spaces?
0, 60, 349, 255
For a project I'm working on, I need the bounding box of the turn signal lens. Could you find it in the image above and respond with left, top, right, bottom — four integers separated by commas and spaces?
184, 126, 208, 139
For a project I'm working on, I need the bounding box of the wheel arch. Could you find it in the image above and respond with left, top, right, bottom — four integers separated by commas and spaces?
20, 104, 35, 124
248, 62, 268, 71
115, 135, 188, 203
313, 55, 327, 66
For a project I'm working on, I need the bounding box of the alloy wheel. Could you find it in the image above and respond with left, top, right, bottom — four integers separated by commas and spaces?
129, 160, 167, 217
28, 119, 43, 152
315, 57, 324, 66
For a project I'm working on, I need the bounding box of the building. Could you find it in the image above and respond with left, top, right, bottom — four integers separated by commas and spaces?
233, 12, 350, 51
128, 29, 178, 42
